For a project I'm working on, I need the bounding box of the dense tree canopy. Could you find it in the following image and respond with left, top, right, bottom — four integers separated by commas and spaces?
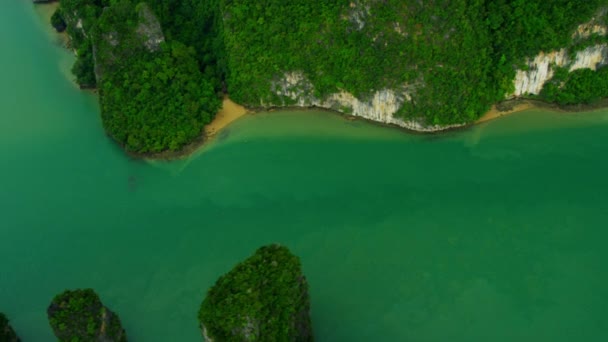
56, 0, 607, 154
99, 41, 220, 152
199, 244, 313, 342
541, 66, 608, 105
221, 0, 607, 123
47, 289, 127, 342
58, 0, 221, 154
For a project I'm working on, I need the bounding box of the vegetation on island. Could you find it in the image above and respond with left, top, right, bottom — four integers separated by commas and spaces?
55, 0, 105, 88
93, 1, 220, 153
49, 0, 607, 154
0, 313, 20, 342
541, 65, 608, 105
221, 0, 607, 124
47, 289, 127, 342
2, 244, 312, 342
199, 244, 313, 342
56, 0, 222, 154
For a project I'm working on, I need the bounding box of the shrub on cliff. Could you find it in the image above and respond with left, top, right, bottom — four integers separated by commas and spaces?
47, 289, 127, 342
199, 244, 313, 342
0, 313, 20, 342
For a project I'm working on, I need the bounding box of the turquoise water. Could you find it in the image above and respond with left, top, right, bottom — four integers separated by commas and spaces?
2, 2, 608, 341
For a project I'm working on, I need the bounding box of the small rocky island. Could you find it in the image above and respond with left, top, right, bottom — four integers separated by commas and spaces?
47, 289, 127, 342
199, 244, 313, 341
0, 313, 20, 342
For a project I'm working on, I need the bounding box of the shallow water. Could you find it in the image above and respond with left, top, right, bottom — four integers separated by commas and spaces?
2, 2, 608, 341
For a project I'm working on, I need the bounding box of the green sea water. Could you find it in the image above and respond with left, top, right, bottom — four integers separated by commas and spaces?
2, 2, 608, 341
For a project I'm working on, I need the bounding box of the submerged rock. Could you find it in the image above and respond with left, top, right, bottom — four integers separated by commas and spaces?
0, 313, 20, 342
199, 244, 313, 342
47, 289, 127, 342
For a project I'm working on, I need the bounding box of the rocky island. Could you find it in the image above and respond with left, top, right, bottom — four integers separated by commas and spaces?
0, 313, 20, 342
199, 244, 313, 341
47, 289, 127, 342
40, 0, 608, 157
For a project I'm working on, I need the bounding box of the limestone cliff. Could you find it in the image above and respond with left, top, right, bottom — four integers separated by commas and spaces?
265, 10, 608, 131
509, 44, 608, 97
270, 38, 607, 131
270, 72, 464, 132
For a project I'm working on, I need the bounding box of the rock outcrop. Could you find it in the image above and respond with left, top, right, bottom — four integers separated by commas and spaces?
508, 8, 607, 98
135, 3, 165, 52
271, 40, 607, 131
0, 313, 20, 342
47, 289, 127, 342
199, 244, 313, 342
509, 44, 608, 97
270, 71, 465, 132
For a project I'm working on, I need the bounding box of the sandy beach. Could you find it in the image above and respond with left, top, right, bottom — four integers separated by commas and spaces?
205, 98, 249, 137
476, 101, 535, 124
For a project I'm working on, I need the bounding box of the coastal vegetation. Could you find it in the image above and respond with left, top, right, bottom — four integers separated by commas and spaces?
93, 1, 220, 153
221, 0, 607, 123
56, 0, 222, 154
47, 289, 127, 342
199, 244, 313, 342
541, 66, 608, 105
0, 313, 20, 342
49, 0, 607, 154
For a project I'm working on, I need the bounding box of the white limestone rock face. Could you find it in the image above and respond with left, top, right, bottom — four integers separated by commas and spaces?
509, 8, 608, 99
345, 1, 371, 31
508, 45, 608, 98
268, 11, 608, 131
570, 45, 608, 71
270, 72, 464, 132
136, 3, 165, 52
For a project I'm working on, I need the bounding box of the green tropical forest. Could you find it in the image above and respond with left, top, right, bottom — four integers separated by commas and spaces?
53, 0, 608, 153
199, 244, 313, 342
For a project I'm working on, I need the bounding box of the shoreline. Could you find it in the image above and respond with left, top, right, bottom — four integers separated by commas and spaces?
204, 98, 249, 138
476, 100, 535, 124
477, 97, 608, 124
132, 97, 249, 161
32, 2, 608, 160
31, 2, 250, 161
33, 2, 69, 48
134, 96, 608, 160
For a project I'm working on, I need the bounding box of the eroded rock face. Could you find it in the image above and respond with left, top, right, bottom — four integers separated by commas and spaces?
136, 3, 165, 52
269, 40, 607, 131
0, 313, 20, 342
270, 71, 464, 132
47, 289, 127, 342
94, 2, 165, 81
509, 45, 608, 97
